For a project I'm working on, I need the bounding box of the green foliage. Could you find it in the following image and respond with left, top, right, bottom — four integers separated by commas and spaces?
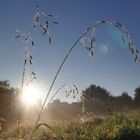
93, 115, 140, 140
1, 115, 140, 140
32, 115, 140, 140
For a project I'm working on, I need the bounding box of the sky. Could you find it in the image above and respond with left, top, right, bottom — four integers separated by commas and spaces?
0, 0, 140, 101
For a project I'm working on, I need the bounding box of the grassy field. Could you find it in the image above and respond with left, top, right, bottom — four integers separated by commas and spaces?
1, 114, 140, 140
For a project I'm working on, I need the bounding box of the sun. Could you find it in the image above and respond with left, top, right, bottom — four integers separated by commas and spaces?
21, 84, 41, 105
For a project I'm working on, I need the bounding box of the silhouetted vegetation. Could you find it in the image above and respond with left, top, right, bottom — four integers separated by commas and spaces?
134, 86, 140, 107
0, 80, 16, 119
0, 81, 140, 124
45, 84, 140, 121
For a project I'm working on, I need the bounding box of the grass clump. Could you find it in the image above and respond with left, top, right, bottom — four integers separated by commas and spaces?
93, 114, 140, 140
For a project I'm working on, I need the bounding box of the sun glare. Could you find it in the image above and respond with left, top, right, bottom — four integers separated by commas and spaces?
21, 84, 41, 105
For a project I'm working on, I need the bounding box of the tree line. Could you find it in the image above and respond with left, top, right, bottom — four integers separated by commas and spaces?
82, 84, 140, 115
0, 80, 140, 121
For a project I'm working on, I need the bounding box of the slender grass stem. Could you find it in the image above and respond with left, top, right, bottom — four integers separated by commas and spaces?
47, 84, 67, 105
29, 30, 88, 140
28, 19, 139, 140
18, 45, 28, 140
21, 46, 28, 90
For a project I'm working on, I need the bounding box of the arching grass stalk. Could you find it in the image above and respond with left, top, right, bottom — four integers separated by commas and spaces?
35, 123, 52, 131
29, 30, 88, 140
47, 84, 67, 105
45, 83, 80, 115
32, 84, 66, 138
34, 123, 53, 138
29, 19, 140, 140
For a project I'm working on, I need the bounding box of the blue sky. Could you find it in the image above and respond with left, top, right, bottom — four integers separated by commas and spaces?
0, 0, 140, 100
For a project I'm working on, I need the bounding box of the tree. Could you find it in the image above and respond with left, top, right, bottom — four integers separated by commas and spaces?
82, 85, 111, 114
83, 84, 110, 102
0, 80, 10, 87
0, 80, 16, 119
120, 92, 132, 105
112, 92, 132, 111
134, 86, 140, 107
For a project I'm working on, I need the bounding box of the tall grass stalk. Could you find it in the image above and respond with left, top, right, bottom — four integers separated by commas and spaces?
29, 30, 88, 139
29, 19, 140, 140
47, 84, 67, 105
18, 45, 28, 140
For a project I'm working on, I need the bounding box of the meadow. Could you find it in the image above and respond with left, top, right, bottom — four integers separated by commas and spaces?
0, 113, 140, 140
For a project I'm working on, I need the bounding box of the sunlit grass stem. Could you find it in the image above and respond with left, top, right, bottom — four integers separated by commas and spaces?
29, 30, 88, 140
18, 45, 28, 140
29, 19, 140, 140
47, 84, 66, 105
